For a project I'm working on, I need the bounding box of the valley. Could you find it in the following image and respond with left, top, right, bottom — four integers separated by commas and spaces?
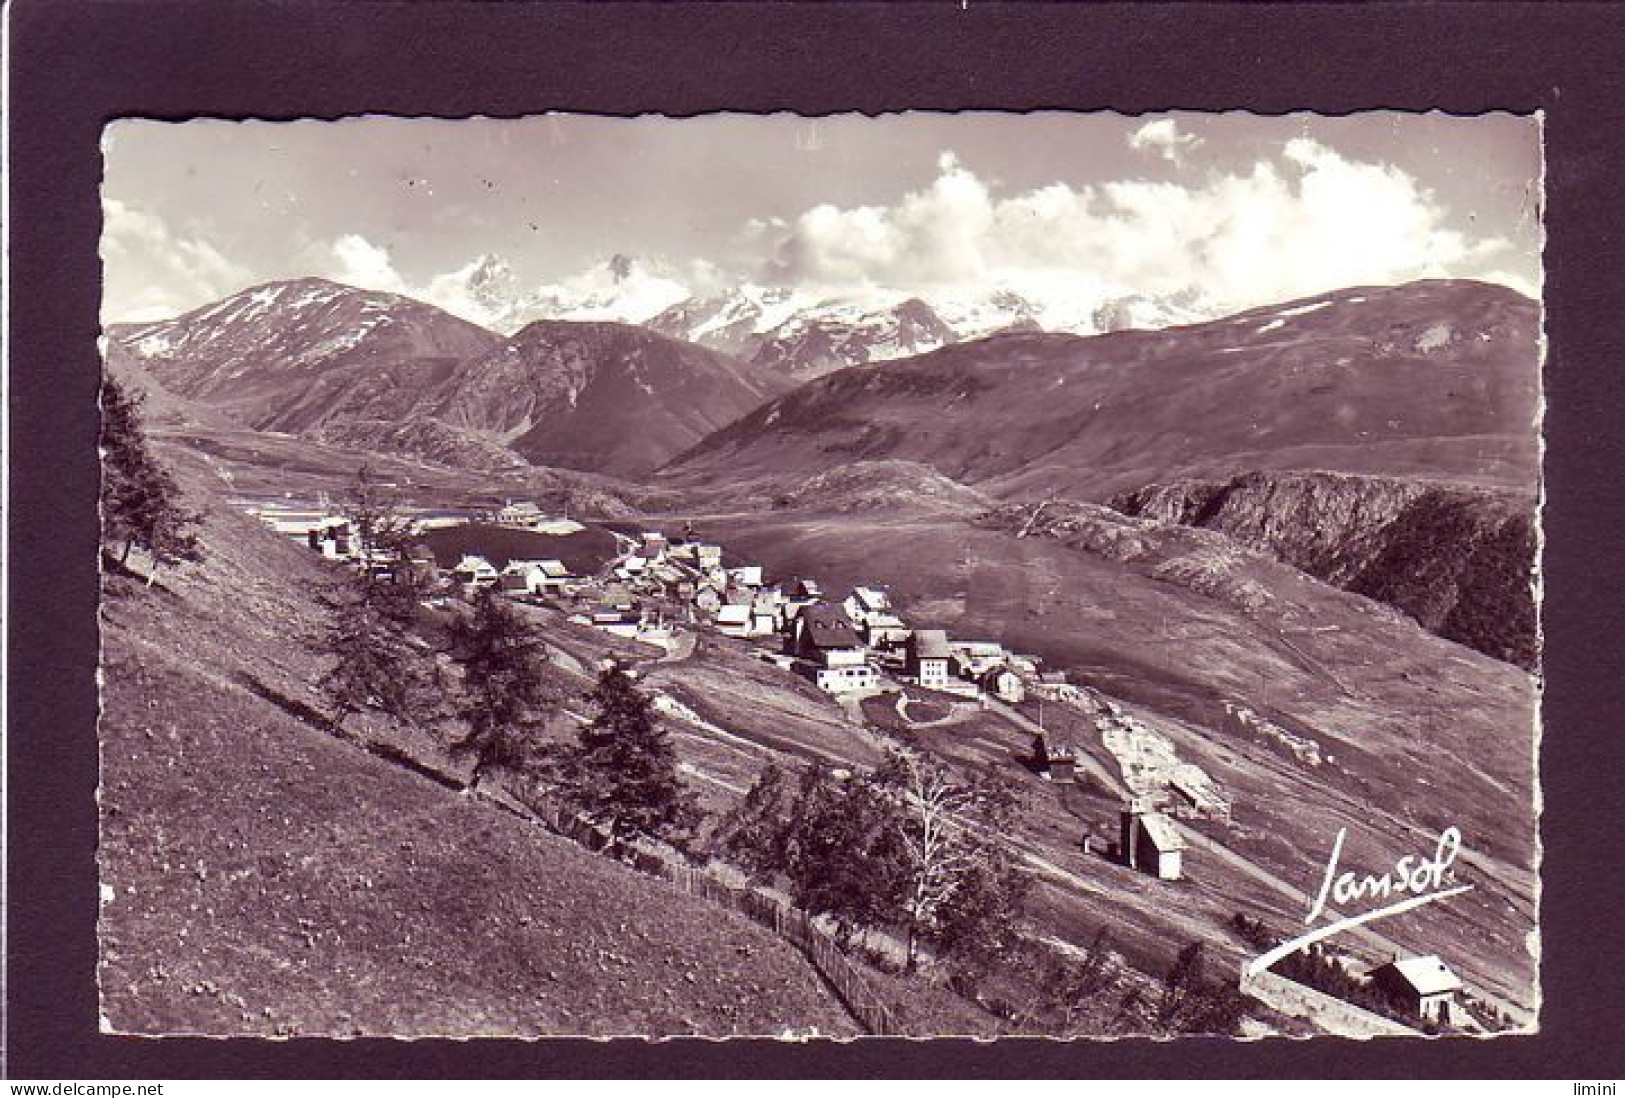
98, 272, 1544, 1038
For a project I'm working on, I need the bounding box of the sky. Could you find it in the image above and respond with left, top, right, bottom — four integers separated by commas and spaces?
100, 111, 1544, 325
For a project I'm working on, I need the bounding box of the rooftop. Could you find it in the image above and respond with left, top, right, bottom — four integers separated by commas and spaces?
1377, 955, 1464, 997
1136, 812, 1187, 853
800, 602, 862, 650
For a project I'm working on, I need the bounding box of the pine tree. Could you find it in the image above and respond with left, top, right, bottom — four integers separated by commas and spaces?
717, 762, 908, 949
316, 465, 441, 728
451, 589, 557, 786
337, 463, 430, 625
779, 767, 908, 948
713, 760, 796, 882
555, 663, 701, 844
316, 576, 435, 728
100, 375, 201, 574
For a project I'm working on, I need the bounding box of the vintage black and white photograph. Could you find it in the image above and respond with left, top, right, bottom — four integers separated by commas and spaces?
95, 111, 1543, 1039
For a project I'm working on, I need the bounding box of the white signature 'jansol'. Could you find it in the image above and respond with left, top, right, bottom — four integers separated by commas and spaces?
1305, 825, 1463, 925
1244, 825, 1474, 978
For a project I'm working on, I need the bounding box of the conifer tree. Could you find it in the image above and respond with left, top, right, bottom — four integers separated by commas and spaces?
100, 375, 201, 573
316, 576, 434, 729
317, 465, 437, 727
451, 588, 556, 786
555, 663, 700, 843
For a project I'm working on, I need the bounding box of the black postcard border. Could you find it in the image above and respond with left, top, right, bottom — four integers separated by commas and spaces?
8, 0, 1625, 1080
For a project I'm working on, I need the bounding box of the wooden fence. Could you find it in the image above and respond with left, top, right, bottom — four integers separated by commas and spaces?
496, 782, 897, 1036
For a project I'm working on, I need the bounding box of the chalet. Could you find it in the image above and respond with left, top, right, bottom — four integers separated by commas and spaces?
1121, 806, 1186, 880
980, 665, 1026, 704
792, 603, 876, 693
452, 554, 499, 588
951, 640, 1010, 677
907, 630, 954, 690
862, 613, 912, 650
728, 565, 765, 589
715, 603, 754, 638
1367, 956, 1463, 1025
495, 501, 546, 528
640, 532, 670, 562
1033, 734, 1079, 784
502, 559, 573, 596
843, 586, 893, 622
693, 582, 724, 615
536, 559, 573, 590
616, 554, 650, 580
695, 544, 723, 570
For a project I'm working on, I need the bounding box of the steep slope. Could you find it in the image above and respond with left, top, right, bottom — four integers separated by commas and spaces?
1113, 471, 1540, 670
422, 320, 791, 477
687, 501, 1538, 1020
97, 455, 857, 1037
112, 278, 504, 433
664, 280, 1541, 499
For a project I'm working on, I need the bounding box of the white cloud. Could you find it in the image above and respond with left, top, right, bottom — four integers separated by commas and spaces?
324, 234, 409, 295
99, 198, 254, 323
1128, 118, 1203, 165
750, 140, 1523, 321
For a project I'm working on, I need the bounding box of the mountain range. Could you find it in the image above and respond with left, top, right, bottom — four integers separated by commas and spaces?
110, 275, 1540, 498
419, 253, 1214, 377
112, 278, 790, 478
663, 280, 1541, 499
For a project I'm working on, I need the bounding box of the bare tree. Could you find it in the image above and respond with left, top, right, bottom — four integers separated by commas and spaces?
874, 746, 1023, 973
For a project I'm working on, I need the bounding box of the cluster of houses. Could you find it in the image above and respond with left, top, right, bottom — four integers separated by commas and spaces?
448, 553, 577, 598
593, 529, 1067, 702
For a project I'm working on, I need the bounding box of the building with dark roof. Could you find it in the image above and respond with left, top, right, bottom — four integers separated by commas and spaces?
907, 629, 953, 689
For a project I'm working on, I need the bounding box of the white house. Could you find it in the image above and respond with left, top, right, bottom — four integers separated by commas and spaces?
844, 585, 893, 622
950, 640, 1010, 677
1121, 807, 1186, 881
907, 630, 954, 690
503, 558, 573, 596
980, 665, 1027, 704
495, 501, 546, 528
452, 554, 499, 587
862, 613, 912, 650
728, 565, 765, 589
715, 603, 755, 638
1367, 956, 1464, 1025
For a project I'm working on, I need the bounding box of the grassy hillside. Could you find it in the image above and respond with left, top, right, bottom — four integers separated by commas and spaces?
97, 459, 861, 1037
679, 502, 1539, 1020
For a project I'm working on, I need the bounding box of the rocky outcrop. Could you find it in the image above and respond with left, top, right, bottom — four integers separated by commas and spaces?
1112, 471, 1539, 671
